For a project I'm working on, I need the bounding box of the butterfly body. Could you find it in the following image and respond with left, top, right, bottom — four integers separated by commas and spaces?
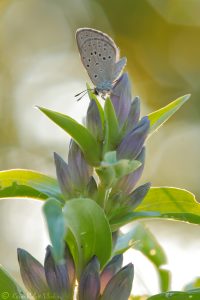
76, 28, 126, 97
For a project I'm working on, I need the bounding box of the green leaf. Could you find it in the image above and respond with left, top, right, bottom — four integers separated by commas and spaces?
114, 223, 170, 292
110, 187, 200, 230
148, 94, 190, 137
38, 107, 101, 166
0, 265, 28, 299
43, 198, 65, 262
103, 98, 120, 153
63, 198, 112, 277
0, 169, 63, 202
147, 289, 200, 300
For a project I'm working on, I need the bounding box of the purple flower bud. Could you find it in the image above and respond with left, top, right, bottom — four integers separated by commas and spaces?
87, 176, 98, 198
17, 248, 49, 294
101, 263, 134, 300
127, 182, 151, 210
86, 100, 103, 142
125, 96, 140, 134
68, 140, 93, 189
117, 116, 150, 160
54, 152, 74, 198
100, 255, 123, 293
79, 256, 100, 300
44, 245, 75, 297
111, 73, 132, 128
64, 245, 76, 288
117, 147, 145, 195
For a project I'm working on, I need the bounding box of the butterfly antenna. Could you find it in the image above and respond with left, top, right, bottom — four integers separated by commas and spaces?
75, 89, 88, 97
76, 91, 88, 102
75, 88, 94, 101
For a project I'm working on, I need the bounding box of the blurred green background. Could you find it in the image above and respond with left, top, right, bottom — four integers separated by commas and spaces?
0, 0, 200, 295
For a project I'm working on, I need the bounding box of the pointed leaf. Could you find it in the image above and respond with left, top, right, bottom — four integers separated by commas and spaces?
148, 94, 190, 137
38, 107, 101, 166
43, 198, 65, 262
63, 198, 112, 277
0, 265, 28, 299
0, 169, 63, 202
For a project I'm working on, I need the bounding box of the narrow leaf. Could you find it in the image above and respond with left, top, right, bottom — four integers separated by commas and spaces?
38, 107, 101, 166
148, 94, 190, 137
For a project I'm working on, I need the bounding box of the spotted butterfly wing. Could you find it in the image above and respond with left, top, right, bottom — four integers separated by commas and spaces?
76, 28, 126, 94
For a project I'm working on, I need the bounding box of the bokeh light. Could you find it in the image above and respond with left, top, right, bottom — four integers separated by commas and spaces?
0, 0, 199, 296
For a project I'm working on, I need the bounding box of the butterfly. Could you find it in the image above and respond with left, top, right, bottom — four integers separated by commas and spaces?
75, 28, 126, 100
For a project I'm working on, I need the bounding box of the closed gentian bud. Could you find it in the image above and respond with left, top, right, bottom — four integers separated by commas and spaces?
101, 263, 134, 300
125, 96, 140, 134
17, 248, 49, 295
117, 116, 150, 160
79, 256, 100, 300
117, 147, 146, 195
87, 176, 98, 198
54, 152, 74, 198
86, 100, 103, 142
44, 245, 74, 298
110, 73, 132, 128
100, 254, 123, 293
68, 140, 92, 189
64, 245, 76, 288
127, 182, 151, 210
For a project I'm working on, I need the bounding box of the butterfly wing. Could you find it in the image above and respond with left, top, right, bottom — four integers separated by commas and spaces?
112, 57, 127, 81
76, 28, 119, 90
